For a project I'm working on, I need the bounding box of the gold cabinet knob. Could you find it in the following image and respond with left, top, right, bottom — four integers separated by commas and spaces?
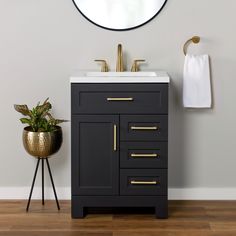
94, 59, 109, 72
131, 59, 146, 72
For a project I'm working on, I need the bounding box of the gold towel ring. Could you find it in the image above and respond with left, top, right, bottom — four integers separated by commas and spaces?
183, 36, 200, 55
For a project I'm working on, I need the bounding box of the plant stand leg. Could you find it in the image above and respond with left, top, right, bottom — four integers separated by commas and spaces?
46, 158, 60, 210
26, 158, 40, 212
42, 159, 44, 205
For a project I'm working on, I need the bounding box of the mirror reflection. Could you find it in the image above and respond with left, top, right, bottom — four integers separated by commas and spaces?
73, 0, 167, 30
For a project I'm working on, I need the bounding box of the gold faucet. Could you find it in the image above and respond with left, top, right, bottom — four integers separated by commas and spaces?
94, 59, 109, 72
116, 44, 124, 72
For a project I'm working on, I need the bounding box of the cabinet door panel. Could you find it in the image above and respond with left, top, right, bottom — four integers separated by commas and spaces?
72, 115, 119, 195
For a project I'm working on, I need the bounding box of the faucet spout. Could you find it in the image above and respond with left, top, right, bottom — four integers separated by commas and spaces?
116, 44, 124, 72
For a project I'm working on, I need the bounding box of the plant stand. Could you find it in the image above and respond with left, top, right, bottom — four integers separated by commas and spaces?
26, 157, 60, 211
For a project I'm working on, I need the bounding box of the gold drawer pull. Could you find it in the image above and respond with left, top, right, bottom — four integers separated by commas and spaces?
130, 181, 157, 185
131, 153, 158, 158
131, 126, 158, 131
107, 97, 134, 101
113, 124, 117, 152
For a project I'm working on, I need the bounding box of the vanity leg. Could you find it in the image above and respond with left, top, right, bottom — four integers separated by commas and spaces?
72, 206, 85, 218
72, 197, 86, 218
155, 200, 168, 219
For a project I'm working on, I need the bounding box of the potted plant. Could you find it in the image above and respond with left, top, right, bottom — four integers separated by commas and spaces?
14, 98, 67, 157
14, 98, 67, 211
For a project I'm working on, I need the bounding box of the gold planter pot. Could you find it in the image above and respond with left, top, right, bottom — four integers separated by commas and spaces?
23, 126, 62, 158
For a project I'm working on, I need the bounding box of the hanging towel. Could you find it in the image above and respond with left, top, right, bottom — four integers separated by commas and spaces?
183, 54, 211, 108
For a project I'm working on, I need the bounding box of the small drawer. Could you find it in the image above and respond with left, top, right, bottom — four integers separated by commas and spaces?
120, 142, 167, 168
120, 169, 167, 196
71, 84, 168, 114
120, 115, 168, 141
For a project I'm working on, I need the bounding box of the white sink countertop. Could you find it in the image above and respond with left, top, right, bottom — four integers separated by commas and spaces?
70, 71, 170, 83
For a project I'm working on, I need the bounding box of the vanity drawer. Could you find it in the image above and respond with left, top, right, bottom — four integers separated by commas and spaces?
120, 115, 168, 141
120, 142, 167, 168
71, 84, 168, 114
120, 169, 167, 196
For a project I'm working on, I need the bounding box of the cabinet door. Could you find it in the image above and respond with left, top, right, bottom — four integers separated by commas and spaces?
72, 115, 119, 195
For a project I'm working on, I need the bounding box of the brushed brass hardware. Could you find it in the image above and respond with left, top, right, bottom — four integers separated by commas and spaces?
130, 180, 158, 185
116, 44, 124, 72
107, 97, 134, 101
131, 126, 158, 131
131, 59, 146, 72
113, 124, 117, 151
94, 60, 109, 72
131, 153, 158, 158
183, 36, 201, 55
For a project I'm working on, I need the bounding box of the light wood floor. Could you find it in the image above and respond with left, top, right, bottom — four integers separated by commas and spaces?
0, 200, 236, 235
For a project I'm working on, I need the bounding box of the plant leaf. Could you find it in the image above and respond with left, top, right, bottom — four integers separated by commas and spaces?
36, 102, 51, 117
54, 119, 68, 125
46, 112, 54, 120
20, 118, 31, 125
14, 104, 31, 116
43, 97, 49, 105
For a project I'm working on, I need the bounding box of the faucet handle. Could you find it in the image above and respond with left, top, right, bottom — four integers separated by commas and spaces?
131, 59, 145, 72
95, 60, 109, 72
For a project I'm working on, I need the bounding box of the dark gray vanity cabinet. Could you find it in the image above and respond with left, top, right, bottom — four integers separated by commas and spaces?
71, 83, 168, 219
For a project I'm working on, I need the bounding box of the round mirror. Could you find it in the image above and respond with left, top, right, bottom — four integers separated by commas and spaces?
72, 0, 168, 31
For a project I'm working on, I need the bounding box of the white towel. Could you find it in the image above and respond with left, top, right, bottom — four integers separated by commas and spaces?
183, 54, 212, 108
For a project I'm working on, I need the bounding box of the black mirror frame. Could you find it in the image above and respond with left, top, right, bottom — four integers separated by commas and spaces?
72, 0, 168, 31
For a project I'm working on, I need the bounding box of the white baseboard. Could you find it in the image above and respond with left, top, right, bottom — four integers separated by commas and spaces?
0, 187, 236, 200
169, 188, 236, 200
0, 187, 71, 200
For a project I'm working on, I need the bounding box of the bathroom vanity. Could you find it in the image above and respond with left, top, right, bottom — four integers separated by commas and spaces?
71, 72, 170, 218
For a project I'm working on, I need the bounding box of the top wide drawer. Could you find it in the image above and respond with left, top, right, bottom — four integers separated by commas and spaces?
71, 84, 168, 114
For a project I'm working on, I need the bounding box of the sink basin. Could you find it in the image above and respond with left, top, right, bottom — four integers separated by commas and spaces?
85, 72, 158, 77
70, 71, 170, 83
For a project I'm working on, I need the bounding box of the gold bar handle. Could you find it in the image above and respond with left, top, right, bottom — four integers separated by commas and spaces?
131, 126, 158, 131
107, 98, 134, 101
113, 124, 117, 152
130, 181, 157, 185
131, 153, 158, 158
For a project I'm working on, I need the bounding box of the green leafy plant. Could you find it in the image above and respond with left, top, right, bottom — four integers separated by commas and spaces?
14, 98, 67, 132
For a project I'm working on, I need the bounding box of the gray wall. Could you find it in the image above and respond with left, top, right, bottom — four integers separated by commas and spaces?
0, 0, 235, 190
